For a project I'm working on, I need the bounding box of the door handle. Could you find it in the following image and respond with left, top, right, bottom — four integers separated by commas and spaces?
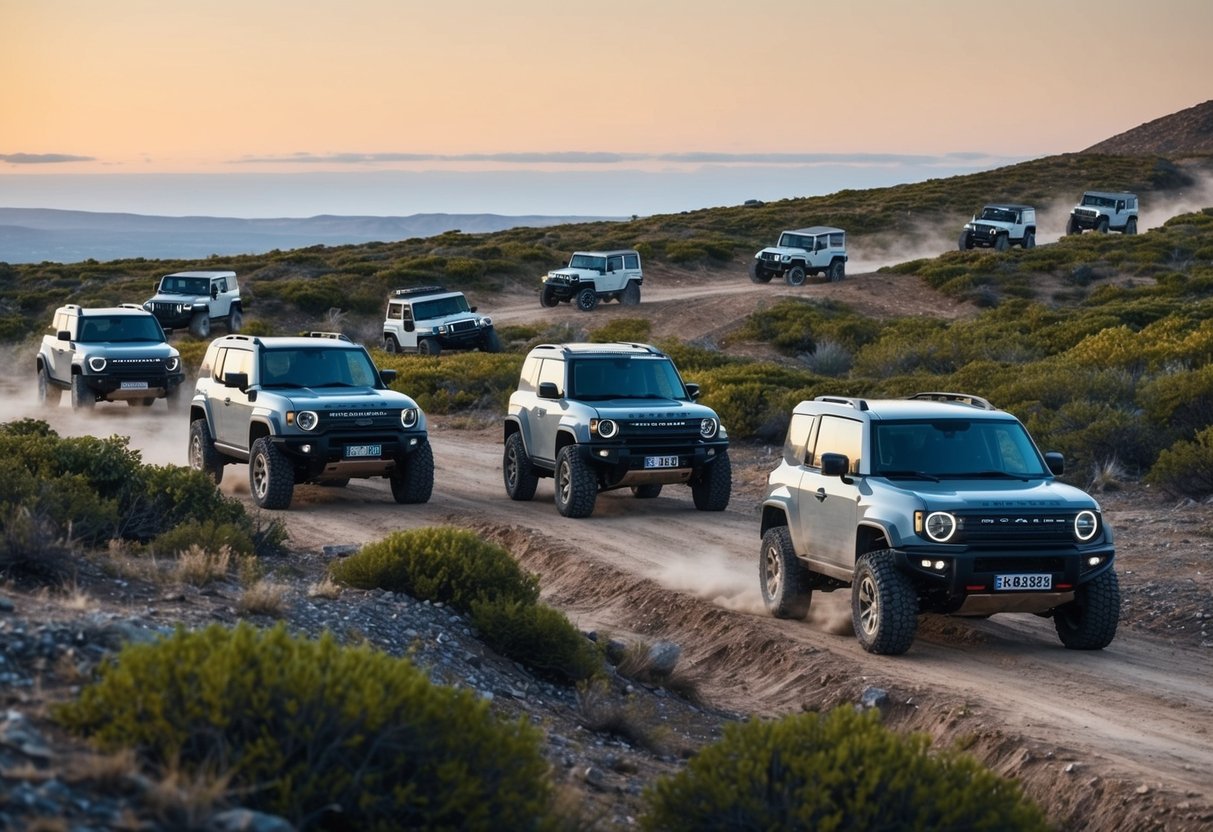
815, 487, 827, 502
536, 408, 546, 417
223, 397, 231, 407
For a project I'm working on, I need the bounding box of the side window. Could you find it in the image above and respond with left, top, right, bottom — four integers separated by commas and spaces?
810, 415, 863, 472
225, 348, 252, 380
212, 348, 229, 382
198, 346, 215, 378
830, 232, 844, 248
402, 304, 414, 323
517, 355, 541, 393
623, 253, 639, 270
1116, 200, 1125, 212
387, 302, 403, 321
607, 255, 623, 272
536, 358, 565, 395
783, 413, 818, 466
214, 278, 227, 293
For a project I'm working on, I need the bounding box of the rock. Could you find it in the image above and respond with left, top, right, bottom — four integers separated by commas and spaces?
859, 687, 890, 711
0, 597, 15, 613
206, 808, 297, 832
605, 639, 629, 665
583, 766, 610, 790
646, 641, 681, 676
1064, 762, 1080, 774
321, 544, 359, 557
1136, 783, 1151, 795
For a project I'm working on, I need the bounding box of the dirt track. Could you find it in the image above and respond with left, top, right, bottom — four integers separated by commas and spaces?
10, 268, 1213, 827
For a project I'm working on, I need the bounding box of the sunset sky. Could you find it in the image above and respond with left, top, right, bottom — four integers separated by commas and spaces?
3, 0, 1211, 216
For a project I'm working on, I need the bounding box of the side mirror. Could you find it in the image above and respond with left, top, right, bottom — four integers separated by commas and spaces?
223, 371, 248, 391
820, 452, 849, 478
470, 305, 478, 313
403, 321, 415, 333
379, 368, 397, 384
685, 382, 701, 400
57, 330, 72, 341
211, 285, 219, 299
1044, 452, 1064, 476
538, 381, 561, 399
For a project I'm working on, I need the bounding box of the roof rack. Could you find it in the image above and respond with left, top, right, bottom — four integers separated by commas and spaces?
815, 395, 868, 411
391, 285, 448, 298
908, 391, 995, 410
304, 331, 352, 342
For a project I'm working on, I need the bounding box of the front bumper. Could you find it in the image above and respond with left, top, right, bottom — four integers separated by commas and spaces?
1070, 212, 1102, 231
434, 326, 492, 349
542, 278, 583, 300
272, 430, 428, 479
575, 439, 728, 488
83, 371, 186, 401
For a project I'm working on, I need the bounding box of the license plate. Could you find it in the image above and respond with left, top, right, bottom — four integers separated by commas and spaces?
644, 455, 679, 469
994, 573, 1052, 591
344, 444, 382, 458
120, 381, 149, 390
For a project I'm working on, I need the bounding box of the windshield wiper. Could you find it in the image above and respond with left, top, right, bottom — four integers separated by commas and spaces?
878, 469, 941, 482
262, 382, 306, 388
312, 381, 355, 387
953, 470, 1034, 480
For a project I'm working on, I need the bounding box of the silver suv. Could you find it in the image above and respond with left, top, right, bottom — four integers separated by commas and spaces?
751, 227, 847, 285
188, 332, 432, 510
144, 270, 243, 339
1067, 191, 1139, 235
503, 342, 730, 518
541, 250, 643, 311
382, 286, 500, 356
36, 304, 185, 409
759, 392, 1118, 655
959, 204, 1036, 251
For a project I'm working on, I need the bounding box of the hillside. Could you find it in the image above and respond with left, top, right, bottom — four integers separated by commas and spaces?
1084, 99, 1213, 155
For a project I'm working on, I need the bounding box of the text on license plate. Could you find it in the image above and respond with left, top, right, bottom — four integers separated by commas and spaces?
644, 455, 679, 469
994, 573, 1052, 591
120, 381, 149, 390
344, 444, 382, 458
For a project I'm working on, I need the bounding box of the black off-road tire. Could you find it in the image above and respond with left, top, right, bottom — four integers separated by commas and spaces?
827, 259, 845, 282
621, 281, 641, 306
1066, 215, 1080, 235
70, 374, 94, 409
482, 328, 503, 353
994, 234, 1010, 252
37, 364, 61, 408
390, 440, 434, 504
1053, 569, 1120, 650
852, 550, 918, 655
749, 261, 773, 283
384, 335, 400, 354
575, 287, 599, 312
418, 337, 441, 357
1097, 217, 1109, 234
631, 484, 662, 499
760, 525, 812, 619
1124, 218, 1137, 235
691, 449, 731, 511
503, 432, 539, 501
1022, 231, 1036, 249
188, 418, 225, 485
226, 307, 243, 333
958, 230, 972, 251
189, 312, 211, 340
540, 287, 559, 308
249, 436, 294, 510
785, 266, 807, 287
554, 445, 597, 518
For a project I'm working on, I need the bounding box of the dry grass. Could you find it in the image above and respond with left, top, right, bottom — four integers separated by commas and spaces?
575, 678, 668, 754
1089, 456, 1129, 493
614, 640, 702, 706
237, 579, 288, 618
143, 762, 233, 829
173, 545, 232, 587
307, 574, 342, 599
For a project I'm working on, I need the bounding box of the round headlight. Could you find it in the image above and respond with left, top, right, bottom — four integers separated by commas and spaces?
699, 418, 718, 439
87, 356, 107, 373
1074, 510, 1099, 541
295, 410, 318, 431
401, 407, 418, 429
924, 511, 957, 543
481, 316, 492, 326
165, 356, 180, 372
595, 418, 618, 439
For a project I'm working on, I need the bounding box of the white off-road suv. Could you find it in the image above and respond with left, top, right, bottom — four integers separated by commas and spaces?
1067, 191, 1139, 235
541, 250, 643, 312
188, 332, 432, 510
751, 227, 847, 285
759, 392, 1118, 655
143, 270, 242, 339
503, 342, 730, 518
382, 286, 500, 356
959, 204, 1037, 251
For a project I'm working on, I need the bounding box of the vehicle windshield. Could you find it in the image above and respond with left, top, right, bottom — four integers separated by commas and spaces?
568, 254, 607, 272
569, 356, 688, 400
777, 233, 813, 249
259, 347, 381, 388
1081, 194, 1117, 208
78, 315, 165, 343
412, 295, 471, 319
979, 207, 1017, 222
872, 419, 1049, 478
158, 276, 211, 295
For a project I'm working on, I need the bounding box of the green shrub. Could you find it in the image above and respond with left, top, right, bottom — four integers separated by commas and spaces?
55, 624, 552, 830
150, 519, 255, 558
640, 707, 1047, 832
378, 352, 523, 413
590, 318, 652, 344
471, 598, 601, 683
330, 526, 540, 609
1147, 426, 1213, 498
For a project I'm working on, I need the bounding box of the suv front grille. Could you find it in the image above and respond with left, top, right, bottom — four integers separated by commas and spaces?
314, 412, 404, 431
107, 358, 165, 376
759, 252, 782, 263
621, 419, 701, 438
1075, 208, 1098, 220
972, 555, 1068, 573
448, 319, 478, 334
958, 511, 1077, 545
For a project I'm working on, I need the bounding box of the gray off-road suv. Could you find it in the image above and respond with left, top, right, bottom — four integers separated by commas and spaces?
144, 270, 243, 339
541, 250, 643, 311
751, 227, 847, 285
759, 392, 1118, 655
36, 304, 186, 409
959, 204, 1037, 251
503, 342, 731, 518
1067, 191, 1139, 235
188, 332, 432, 510
382, 286, 500, 356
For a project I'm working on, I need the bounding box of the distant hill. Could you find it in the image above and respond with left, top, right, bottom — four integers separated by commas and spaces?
1083, 100, 1213, 156
0, 208, 622, 264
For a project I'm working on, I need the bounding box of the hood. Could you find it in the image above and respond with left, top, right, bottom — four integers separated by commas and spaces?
80, 341, 177, 359
546, 267, 595, 281
757, 245, 808, 257
588, 398, 722, 423
873, 477, 1099, 512
966, 218, 1016, 232
274, 386, 418, 409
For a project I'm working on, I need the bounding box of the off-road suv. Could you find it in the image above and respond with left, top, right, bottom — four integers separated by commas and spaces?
36, 304, 186, 409
144, 270, 243, 339
1067, 191, 1139, 235
382, 286, 500, 356
541, 250, 643, 312
959, 204, 1036, 251
503, 342, 730, 518
188, 332, 433, 510
759, 392, 1118, 655
751, 227, 847, 285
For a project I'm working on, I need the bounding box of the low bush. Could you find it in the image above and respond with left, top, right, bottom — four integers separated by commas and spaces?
55, 623, 552, 830
590, 317, 652, 344
377, 351, 523, 413
1147, 426, 1213, 498
640, 707, 1047, 832
150, 519, 255, 558
470, 598, 601, 683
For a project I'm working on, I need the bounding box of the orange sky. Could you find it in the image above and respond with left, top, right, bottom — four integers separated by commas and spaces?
3, 0, 1212, 175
